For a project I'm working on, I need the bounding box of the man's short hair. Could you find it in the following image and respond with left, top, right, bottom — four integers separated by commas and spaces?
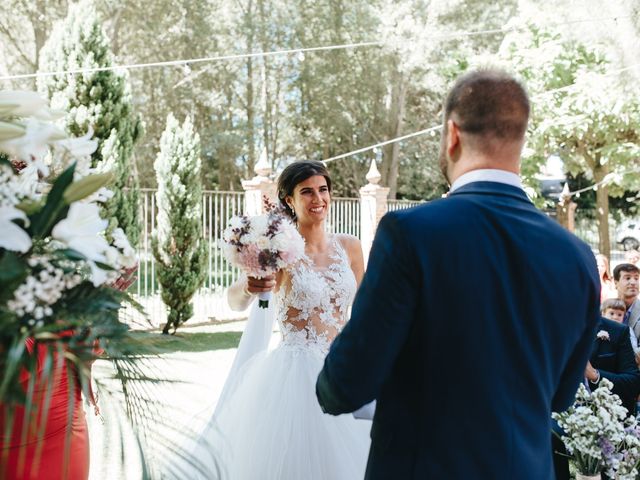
601, 298, 626, 314
613, 263, 640, 282
444, 69, 530, 142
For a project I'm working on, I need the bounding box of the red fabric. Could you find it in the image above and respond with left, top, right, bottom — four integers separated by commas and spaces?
0, 338, 89, 480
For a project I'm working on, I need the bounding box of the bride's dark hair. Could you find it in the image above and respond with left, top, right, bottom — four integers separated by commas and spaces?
277, 161, 332, 220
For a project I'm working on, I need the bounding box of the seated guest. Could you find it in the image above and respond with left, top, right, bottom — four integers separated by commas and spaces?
614, 263, 640, 338
602, 298, 638, 354
553, 315, 640, 480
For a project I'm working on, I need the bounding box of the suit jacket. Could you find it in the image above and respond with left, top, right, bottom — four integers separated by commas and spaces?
627, 298, 640, 341
590, 317, 640, 415
316, 181, 601, 480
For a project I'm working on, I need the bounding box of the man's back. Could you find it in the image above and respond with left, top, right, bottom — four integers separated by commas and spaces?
317, 69, 601, 480
367, 181, 600, 478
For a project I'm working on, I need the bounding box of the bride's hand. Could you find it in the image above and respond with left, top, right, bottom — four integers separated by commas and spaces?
246, 275, 276, 295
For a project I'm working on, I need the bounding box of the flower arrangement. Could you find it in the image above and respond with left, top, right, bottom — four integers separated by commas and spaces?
553, 378, 640, 479
0, 90, 137, 409
222, 198, 305, 308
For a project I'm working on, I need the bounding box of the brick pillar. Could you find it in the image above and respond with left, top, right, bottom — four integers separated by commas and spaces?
241, 148, 276, 215
359, 159, 389, 263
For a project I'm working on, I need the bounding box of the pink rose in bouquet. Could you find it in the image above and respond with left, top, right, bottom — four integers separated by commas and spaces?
222, 199, 305, 308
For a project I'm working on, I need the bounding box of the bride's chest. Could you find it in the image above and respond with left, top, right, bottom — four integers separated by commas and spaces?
284, 258, 356, 308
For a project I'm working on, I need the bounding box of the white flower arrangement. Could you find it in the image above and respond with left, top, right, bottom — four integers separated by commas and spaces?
0, 90, 139, 407
597, 330, 610, 341
553, 378, 640, 478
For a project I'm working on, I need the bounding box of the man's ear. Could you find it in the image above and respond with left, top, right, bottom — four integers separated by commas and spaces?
447, 119, 460, 160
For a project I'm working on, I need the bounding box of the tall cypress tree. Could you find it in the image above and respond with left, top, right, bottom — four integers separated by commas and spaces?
38, 0, 142, 246
152, 114, 206, 334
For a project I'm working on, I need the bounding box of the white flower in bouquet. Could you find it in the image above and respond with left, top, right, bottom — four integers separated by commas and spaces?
7, 255, 82, 325
0, 206, 31, 253
0, 164, 36, 207
223, 200, 305, 308
52, 127, 98, 178
0, 118, 66, 174
111, 227, 137, 269
52, 202, 113, 286
553, 379, 630, 477
0, 90, 62, 121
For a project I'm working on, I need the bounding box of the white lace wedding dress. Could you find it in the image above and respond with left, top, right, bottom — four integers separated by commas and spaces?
197, 236, 371, 479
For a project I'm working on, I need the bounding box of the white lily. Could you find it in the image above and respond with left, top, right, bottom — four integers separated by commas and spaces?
15, 163, 39, 198
0, 120, 26, 141
0, 206, 32, 253
111, 227, 137, 268
0, 118, 66, 174
0, 90, 62, 120
52, 202, 112, 286
54, 127, 98, 160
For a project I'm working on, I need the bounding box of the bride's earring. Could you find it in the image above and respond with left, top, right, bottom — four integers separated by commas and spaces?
287, 203, 297, 220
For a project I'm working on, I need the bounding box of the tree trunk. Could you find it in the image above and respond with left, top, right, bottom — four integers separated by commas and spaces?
382, 69, 406, 199
593, 164, 611, 258
245, 0, 256, 175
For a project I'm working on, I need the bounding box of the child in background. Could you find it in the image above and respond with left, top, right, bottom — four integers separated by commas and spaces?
602, 298, 640, 365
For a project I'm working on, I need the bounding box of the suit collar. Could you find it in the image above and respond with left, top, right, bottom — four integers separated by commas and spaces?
450, 169, 523, 193
448, 181, 533, 204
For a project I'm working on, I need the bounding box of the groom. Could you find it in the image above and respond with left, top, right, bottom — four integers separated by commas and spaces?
316, 69, 601, 479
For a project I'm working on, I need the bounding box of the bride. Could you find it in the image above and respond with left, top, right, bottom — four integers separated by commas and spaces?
193, 160, 371, 479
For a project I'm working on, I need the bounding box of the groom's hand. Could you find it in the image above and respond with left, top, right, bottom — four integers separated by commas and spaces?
247, 275, 276, 294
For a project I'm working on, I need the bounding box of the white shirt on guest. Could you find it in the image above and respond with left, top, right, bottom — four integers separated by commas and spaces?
449, 169, 523, 193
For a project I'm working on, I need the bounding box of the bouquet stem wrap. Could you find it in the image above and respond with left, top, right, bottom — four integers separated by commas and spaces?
258, 291, 271, 309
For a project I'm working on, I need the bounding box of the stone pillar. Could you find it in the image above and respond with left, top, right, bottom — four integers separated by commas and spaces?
241, 148, 276, 215
359, 159, 390, 263
556, 183, 577, 232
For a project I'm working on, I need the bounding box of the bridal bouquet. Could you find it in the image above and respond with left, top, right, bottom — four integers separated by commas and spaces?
553, 379, 640, 479
222, 198, 304, 308
0, 91, 137, 408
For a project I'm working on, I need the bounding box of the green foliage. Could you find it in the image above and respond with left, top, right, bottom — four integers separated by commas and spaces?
27, 163, 76, 238
152, 114, 207, 334
502, 15, 640, 255
38, 0, 142, 246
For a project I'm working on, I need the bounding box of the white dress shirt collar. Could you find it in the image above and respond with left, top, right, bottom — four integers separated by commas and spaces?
449, 169, 523, 193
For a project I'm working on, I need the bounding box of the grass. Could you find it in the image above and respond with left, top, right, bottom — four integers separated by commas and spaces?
122, 330, 242, 355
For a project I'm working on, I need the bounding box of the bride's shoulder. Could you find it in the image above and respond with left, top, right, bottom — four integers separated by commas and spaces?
333, 234, 362, 258
334, 233, 360, 248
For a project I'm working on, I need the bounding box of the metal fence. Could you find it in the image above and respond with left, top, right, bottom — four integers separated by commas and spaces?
124, 191, 388, 326
122, 189, 246, 327
387, 199, 424, 212
573, 214, 627, 253
327, 198, 361, 238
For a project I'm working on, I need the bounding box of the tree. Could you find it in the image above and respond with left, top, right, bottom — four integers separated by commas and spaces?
502, 16, 640, 257
0, 1, 70, 90
152, 114, 206, 335
37, 0, 142, 245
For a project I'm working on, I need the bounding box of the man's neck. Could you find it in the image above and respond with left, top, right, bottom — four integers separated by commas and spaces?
624, 296, 637, 309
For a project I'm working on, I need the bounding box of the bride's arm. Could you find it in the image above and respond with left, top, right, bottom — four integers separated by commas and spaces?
338, 234, 364, 287
227, 275, 254, 311
227, 272, 283, 311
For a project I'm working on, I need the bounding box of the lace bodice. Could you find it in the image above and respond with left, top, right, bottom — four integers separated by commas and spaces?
276, 236, 357, 354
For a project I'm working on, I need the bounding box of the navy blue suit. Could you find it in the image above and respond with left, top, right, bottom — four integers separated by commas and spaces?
316, 181, 601, 479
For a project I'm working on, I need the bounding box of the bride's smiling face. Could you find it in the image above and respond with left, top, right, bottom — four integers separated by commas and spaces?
287, 175, 331, 225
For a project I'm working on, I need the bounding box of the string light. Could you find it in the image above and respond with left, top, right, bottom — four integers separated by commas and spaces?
322, 63, 640, 165
0, 15, 632, 82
